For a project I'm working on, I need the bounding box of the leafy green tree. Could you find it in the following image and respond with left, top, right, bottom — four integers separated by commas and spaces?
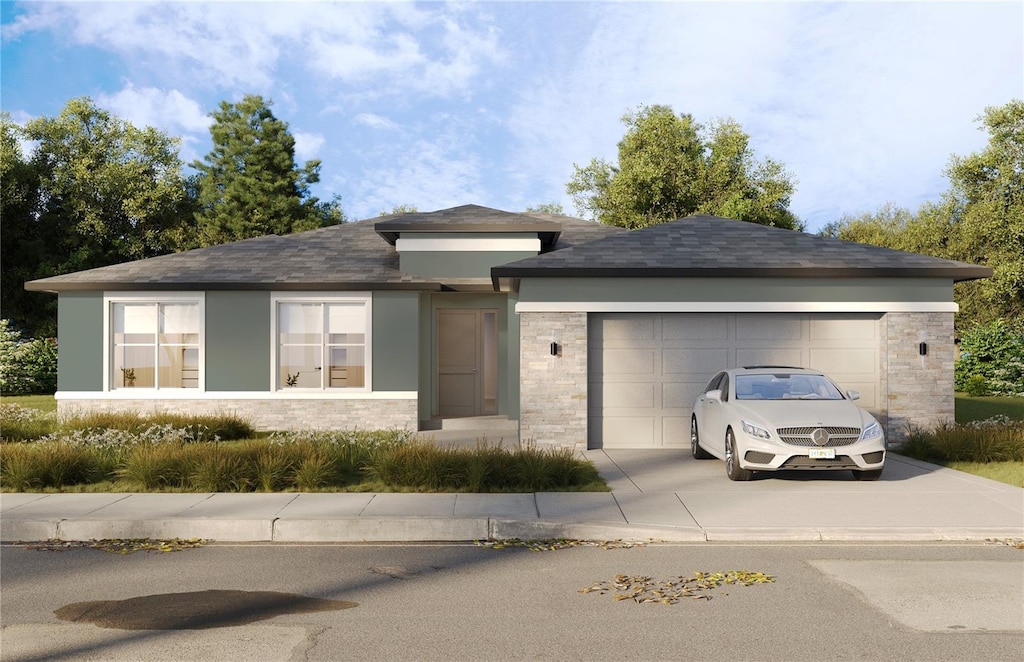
567, 105, 800, 230
0, 319, 58, 395
379, 204, 419, 216
954, 319, 1024, 396
945, 100, 1024, 327
24, 98, 191, 268
823, 100, 1023, 331
2, 101, 190, 335
192, 96, 341, 246
525, 203, 564, 215
0, 115, 52, 336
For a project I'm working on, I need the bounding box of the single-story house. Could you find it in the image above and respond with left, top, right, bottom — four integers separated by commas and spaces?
26, 204, 992, 448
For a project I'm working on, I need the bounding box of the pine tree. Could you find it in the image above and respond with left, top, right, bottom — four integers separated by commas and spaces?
192, 95, 340, 247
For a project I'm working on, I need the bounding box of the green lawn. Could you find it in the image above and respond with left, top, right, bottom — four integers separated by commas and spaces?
0, 394, 57, 413
955, 394, 1024, 423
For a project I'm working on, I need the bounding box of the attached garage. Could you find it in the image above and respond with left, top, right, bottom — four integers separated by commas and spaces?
588, 312, 881, 449
496, 214, 992, 450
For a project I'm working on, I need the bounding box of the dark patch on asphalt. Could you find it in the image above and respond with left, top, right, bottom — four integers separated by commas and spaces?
369, 565, 417, 579
54, 589, 358, 630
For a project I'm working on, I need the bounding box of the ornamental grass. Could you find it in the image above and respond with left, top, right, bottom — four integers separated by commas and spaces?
0, 421, 605, 493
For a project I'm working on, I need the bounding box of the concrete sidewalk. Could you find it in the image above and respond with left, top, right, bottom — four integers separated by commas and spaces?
1, 453, 1021, 543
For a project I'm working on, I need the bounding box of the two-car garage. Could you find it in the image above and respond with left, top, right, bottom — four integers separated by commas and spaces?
587, 312, 882, 449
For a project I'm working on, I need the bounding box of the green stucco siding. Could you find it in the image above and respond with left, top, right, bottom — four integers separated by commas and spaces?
400, 251, 537, 279
372, 291, 419, 391
57, 292, 103, 391
518, 278, 954, 303
205, 291, 270, 391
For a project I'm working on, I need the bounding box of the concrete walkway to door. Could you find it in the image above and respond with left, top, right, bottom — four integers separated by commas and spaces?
581, 449, 1024, 541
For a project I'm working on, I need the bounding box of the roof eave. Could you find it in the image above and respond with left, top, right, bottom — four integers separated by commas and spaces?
24, 281, 447, 293
489, 266, 995, 281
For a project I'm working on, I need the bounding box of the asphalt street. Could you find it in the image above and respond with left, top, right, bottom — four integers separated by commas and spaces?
1, 541, 1021, 661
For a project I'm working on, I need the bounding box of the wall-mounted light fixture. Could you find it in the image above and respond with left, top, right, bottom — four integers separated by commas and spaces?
918, 342, 928, 356
550, 341, 559, 356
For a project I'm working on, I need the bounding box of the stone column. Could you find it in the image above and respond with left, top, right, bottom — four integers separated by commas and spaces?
885, 311, 956, 442
518, 312, 588, 449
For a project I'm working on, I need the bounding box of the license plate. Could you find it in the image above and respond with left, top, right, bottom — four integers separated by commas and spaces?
809, 448, 836, 459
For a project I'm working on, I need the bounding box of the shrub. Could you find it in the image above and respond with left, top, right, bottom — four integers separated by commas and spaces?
955, 319, 1024, 396
0, 403, 57, 441
898, 417, 1024, 464
963, 374, 989, 397
0, 320, 57, 395
61, 412, 254, 441
2, 427, 606, 493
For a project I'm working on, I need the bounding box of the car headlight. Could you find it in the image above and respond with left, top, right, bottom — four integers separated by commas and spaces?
742, 420, 772, 440
861, 421, 882, 440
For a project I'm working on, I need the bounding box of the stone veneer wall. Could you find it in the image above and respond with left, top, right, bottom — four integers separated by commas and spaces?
57, 398, 418, 432
519, 312, 588, 449
884, 311, 956, 443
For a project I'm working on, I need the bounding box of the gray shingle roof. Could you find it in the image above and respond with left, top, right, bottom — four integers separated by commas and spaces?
491, 215, 993, 281
25, 209, 990, 293
24, 206, 623, 292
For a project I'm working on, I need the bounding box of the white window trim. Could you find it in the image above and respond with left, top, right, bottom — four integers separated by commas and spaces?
102, 292, 206, 393
270, 292, 373, 393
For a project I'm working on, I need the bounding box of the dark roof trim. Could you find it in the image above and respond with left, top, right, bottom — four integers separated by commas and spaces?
490, 265, 994, 281
25, 281, 447, 294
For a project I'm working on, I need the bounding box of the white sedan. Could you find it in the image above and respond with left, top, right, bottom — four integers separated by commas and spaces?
690, 366, 886, 481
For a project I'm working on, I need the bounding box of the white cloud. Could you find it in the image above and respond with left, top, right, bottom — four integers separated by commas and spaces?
96, 82, 211, 134
354, 113, 400, 131
293, 130, 325, 161
6, 1, 503, 97
504, 2, 1023, 230
344, 119, 485, 220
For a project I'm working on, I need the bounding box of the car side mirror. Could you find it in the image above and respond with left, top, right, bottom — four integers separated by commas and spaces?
705, 389, 722, 402
846, 389, 860, 401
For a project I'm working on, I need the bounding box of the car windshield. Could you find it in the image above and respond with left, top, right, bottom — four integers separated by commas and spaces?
734, 373, 845, 401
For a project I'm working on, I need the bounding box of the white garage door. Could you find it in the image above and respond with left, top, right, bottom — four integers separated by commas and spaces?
588, 313, 882, 449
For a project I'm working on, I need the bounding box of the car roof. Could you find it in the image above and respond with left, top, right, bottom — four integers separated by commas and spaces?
729, 366, 824, 376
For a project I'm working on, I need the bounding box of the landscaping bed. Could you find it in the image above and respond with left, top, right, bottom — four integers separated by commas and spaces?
0, 404, 605, 493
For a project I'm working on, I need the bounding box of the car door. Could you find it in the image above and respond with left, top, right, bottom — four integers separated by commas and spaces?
695, 372, 727, 458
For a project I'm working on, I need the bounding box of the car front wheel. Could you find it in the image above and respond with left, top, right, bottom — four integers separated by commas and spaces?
691, 417, 712, 459
725, 429, 753, 481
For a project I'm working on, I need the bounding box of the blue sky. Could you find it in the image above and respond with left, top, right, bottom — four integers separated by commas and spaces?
2, 1, 1022, 232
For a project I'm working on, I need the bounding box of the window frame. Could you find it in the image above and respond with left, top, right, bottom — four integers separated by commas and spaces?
103, 292, 206, 392
270, 292, 372, 393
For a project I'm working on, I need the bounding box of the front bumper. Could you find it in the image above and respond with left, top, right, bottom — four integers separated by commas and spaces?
737, 435, 886, 471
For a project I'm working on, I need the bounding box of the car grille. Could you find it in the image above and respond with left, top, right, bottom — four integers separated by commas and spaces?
776, 426, 861, 447
780, 455, 859, 470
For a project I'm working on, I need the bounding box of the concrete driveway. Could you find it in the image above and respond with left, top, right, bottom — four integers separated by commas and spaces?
583, 449, 1024, 540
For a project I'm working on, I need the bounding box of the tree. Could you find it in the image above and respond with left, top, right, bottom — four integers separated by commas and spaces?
192, 96, 341, 247
1, 100, 190, 336
525, 203, 564, 215
379, 204, 419, 216
823, 100, 1023, 331
0, 114, 50, 336
567, 105, 800, 230
945, 100, 1024, 328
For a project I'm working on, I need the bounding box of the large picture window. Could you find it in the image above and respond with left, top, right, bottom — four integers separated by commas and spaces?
110, 300, 201, 389
275, 296, 369, 391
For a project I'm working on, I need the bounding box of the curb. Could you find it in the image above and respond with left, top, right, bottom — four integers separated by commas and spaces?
3, 517, 1021, 544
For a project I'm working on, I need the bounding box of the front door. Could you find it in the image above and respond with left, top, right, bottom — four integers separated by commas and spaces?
437, 309, 498, 418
